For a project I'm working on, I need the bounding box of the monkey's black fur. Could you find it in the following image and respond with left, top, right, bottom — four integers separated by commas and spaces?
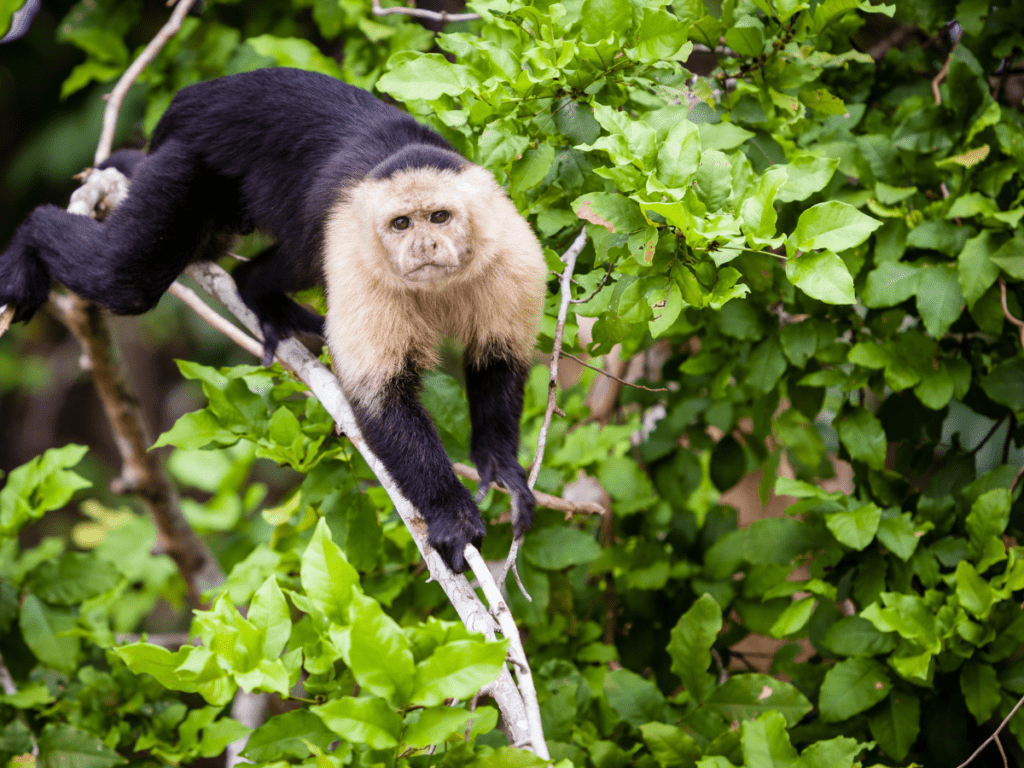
0, 68, 535, 573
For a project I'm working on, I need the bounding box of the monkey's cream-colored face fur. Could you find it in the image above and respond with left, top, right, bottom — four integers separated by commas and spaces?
371, 180, 474, 287
323, 163, 549, 411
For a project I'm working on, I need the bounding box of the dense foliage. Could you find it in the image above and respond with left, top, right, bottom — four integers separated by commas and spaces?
2, 0, 1024, 766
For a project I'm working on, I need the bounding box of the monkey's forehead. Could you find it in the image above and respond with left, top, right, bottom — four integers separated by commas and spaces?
356, 165, 490, 214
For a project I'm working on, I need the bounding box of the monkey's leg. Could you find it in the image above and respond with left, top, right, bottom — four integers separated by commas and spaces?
0, 140, 221, 321
350, 366, 486, 574
231, 246, 325, 365
465, 352, 535, 537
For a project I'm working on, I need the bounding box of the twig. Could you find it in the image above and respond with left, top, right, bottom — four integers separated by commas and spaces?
999, 278, 1024, 352
501, 228, 588, 590
94, 0, 201, 165
167, 281, 268, 361
528, 228, 587, 490
370, 0, 480, 23
931, 41, 959, 105
569, 262, 614, 305
560, 351, 669, 392
454, 462, 605, 518
185, 261, 546, 757
956, 692, 1024, 768
464, 546, 549, 759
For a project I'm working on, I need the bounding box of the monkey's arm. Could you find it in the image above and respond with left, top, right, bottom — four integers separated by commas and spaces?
350, 368, 486, 574
465, 354, 535, 537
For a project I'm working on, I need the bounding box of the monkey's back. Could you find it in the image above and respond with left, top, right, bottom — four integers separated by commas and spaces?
147, 68, 457, 272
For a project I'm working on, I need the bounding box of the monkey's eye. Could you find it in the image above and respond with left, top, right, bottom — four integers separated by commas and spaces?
391, 216, 411, 231
430, 210, 450, 224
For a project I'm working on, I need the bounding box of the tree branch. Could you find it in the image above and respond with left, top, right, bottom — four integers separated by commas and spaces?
94, 0, 202, 165
370, 0, 480, 23
47, 171, 224, 607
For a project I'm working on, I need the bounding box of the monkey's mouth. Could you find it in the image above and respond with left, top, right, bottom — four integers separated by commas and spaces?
404, 263, 458, 283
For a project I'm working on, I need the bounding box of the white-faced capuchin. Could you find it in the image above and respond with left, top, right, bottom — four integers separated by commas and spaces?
0, 67, 548, 574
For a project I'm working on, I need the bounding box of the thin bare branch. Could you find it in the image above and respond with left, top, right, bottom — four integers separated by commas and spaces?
464, 546, 549, 759
569, 262, 614, 305
560, 351, 669, 392
167, 281, 267, 361
370, 0, 480, 23
454, 462, 605, 517
999, 278, 1024, 352
931, 41, 959, 105
956, 692, 1024, 768
529, 227, 587, 490
94, 0, 201, 165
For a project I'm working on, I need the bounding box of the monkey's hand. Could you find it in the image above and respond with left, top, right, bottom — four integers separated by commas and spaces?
473, 451, 535, 539
424, 497, 487, 574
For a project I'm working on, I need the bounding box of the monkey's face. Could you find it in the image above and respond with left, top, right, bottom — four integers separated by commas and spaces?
369, 171, 476, 288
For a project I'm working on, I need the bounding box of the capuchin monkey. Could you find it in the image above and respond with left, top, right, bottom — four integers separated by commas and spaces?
0, 68, 548, 574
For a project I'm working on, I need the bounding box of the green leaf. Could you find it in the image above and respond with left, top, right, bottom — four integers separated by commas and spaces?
746, 333, 787, 394
19, 595, 79, 674
955, 560, 995, 619
862, 261, 922, 308
740, 166, 787, 242
29, 553, 119, 605
629, 10, 690, 63
965, 488, 1011, 568
876, 510, 919, 561
822, 616, 897, 657
604, 669, 670, 727
522, 526, 602, 569
739, 712, 798, 767
301, 518, 359, 622
242, 711, 335, 762
572, 192, 647, 234
769, 596, 815, 637
958, 231, 1001, 308
248, 576, 291, 659
825, 503, 882, 550
868, 690, 920, 762
411, 638, 508, 706
349, 606, 416, 705
818, 658, 892, 722
836, 408, 886, 470
639, 722, 700, 768
980, 358, 1024, 412
312, 697, 402, 749
378, 52, 472, 101
0, 444, 91, 534
916, 264, 964, 338
667, 594, 721, 703
786, 251, 855, 304
961, 662, 1000, 724
403, 706, 474, 748
706, 674, 813, 727
990, 235, 1024, 278
580, 0, 633, 42
245, 35, 343, 77
800, 735, 870, 768
655, 120, 702, 191
37, 724, 126, 768
792, 202, 881, 252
